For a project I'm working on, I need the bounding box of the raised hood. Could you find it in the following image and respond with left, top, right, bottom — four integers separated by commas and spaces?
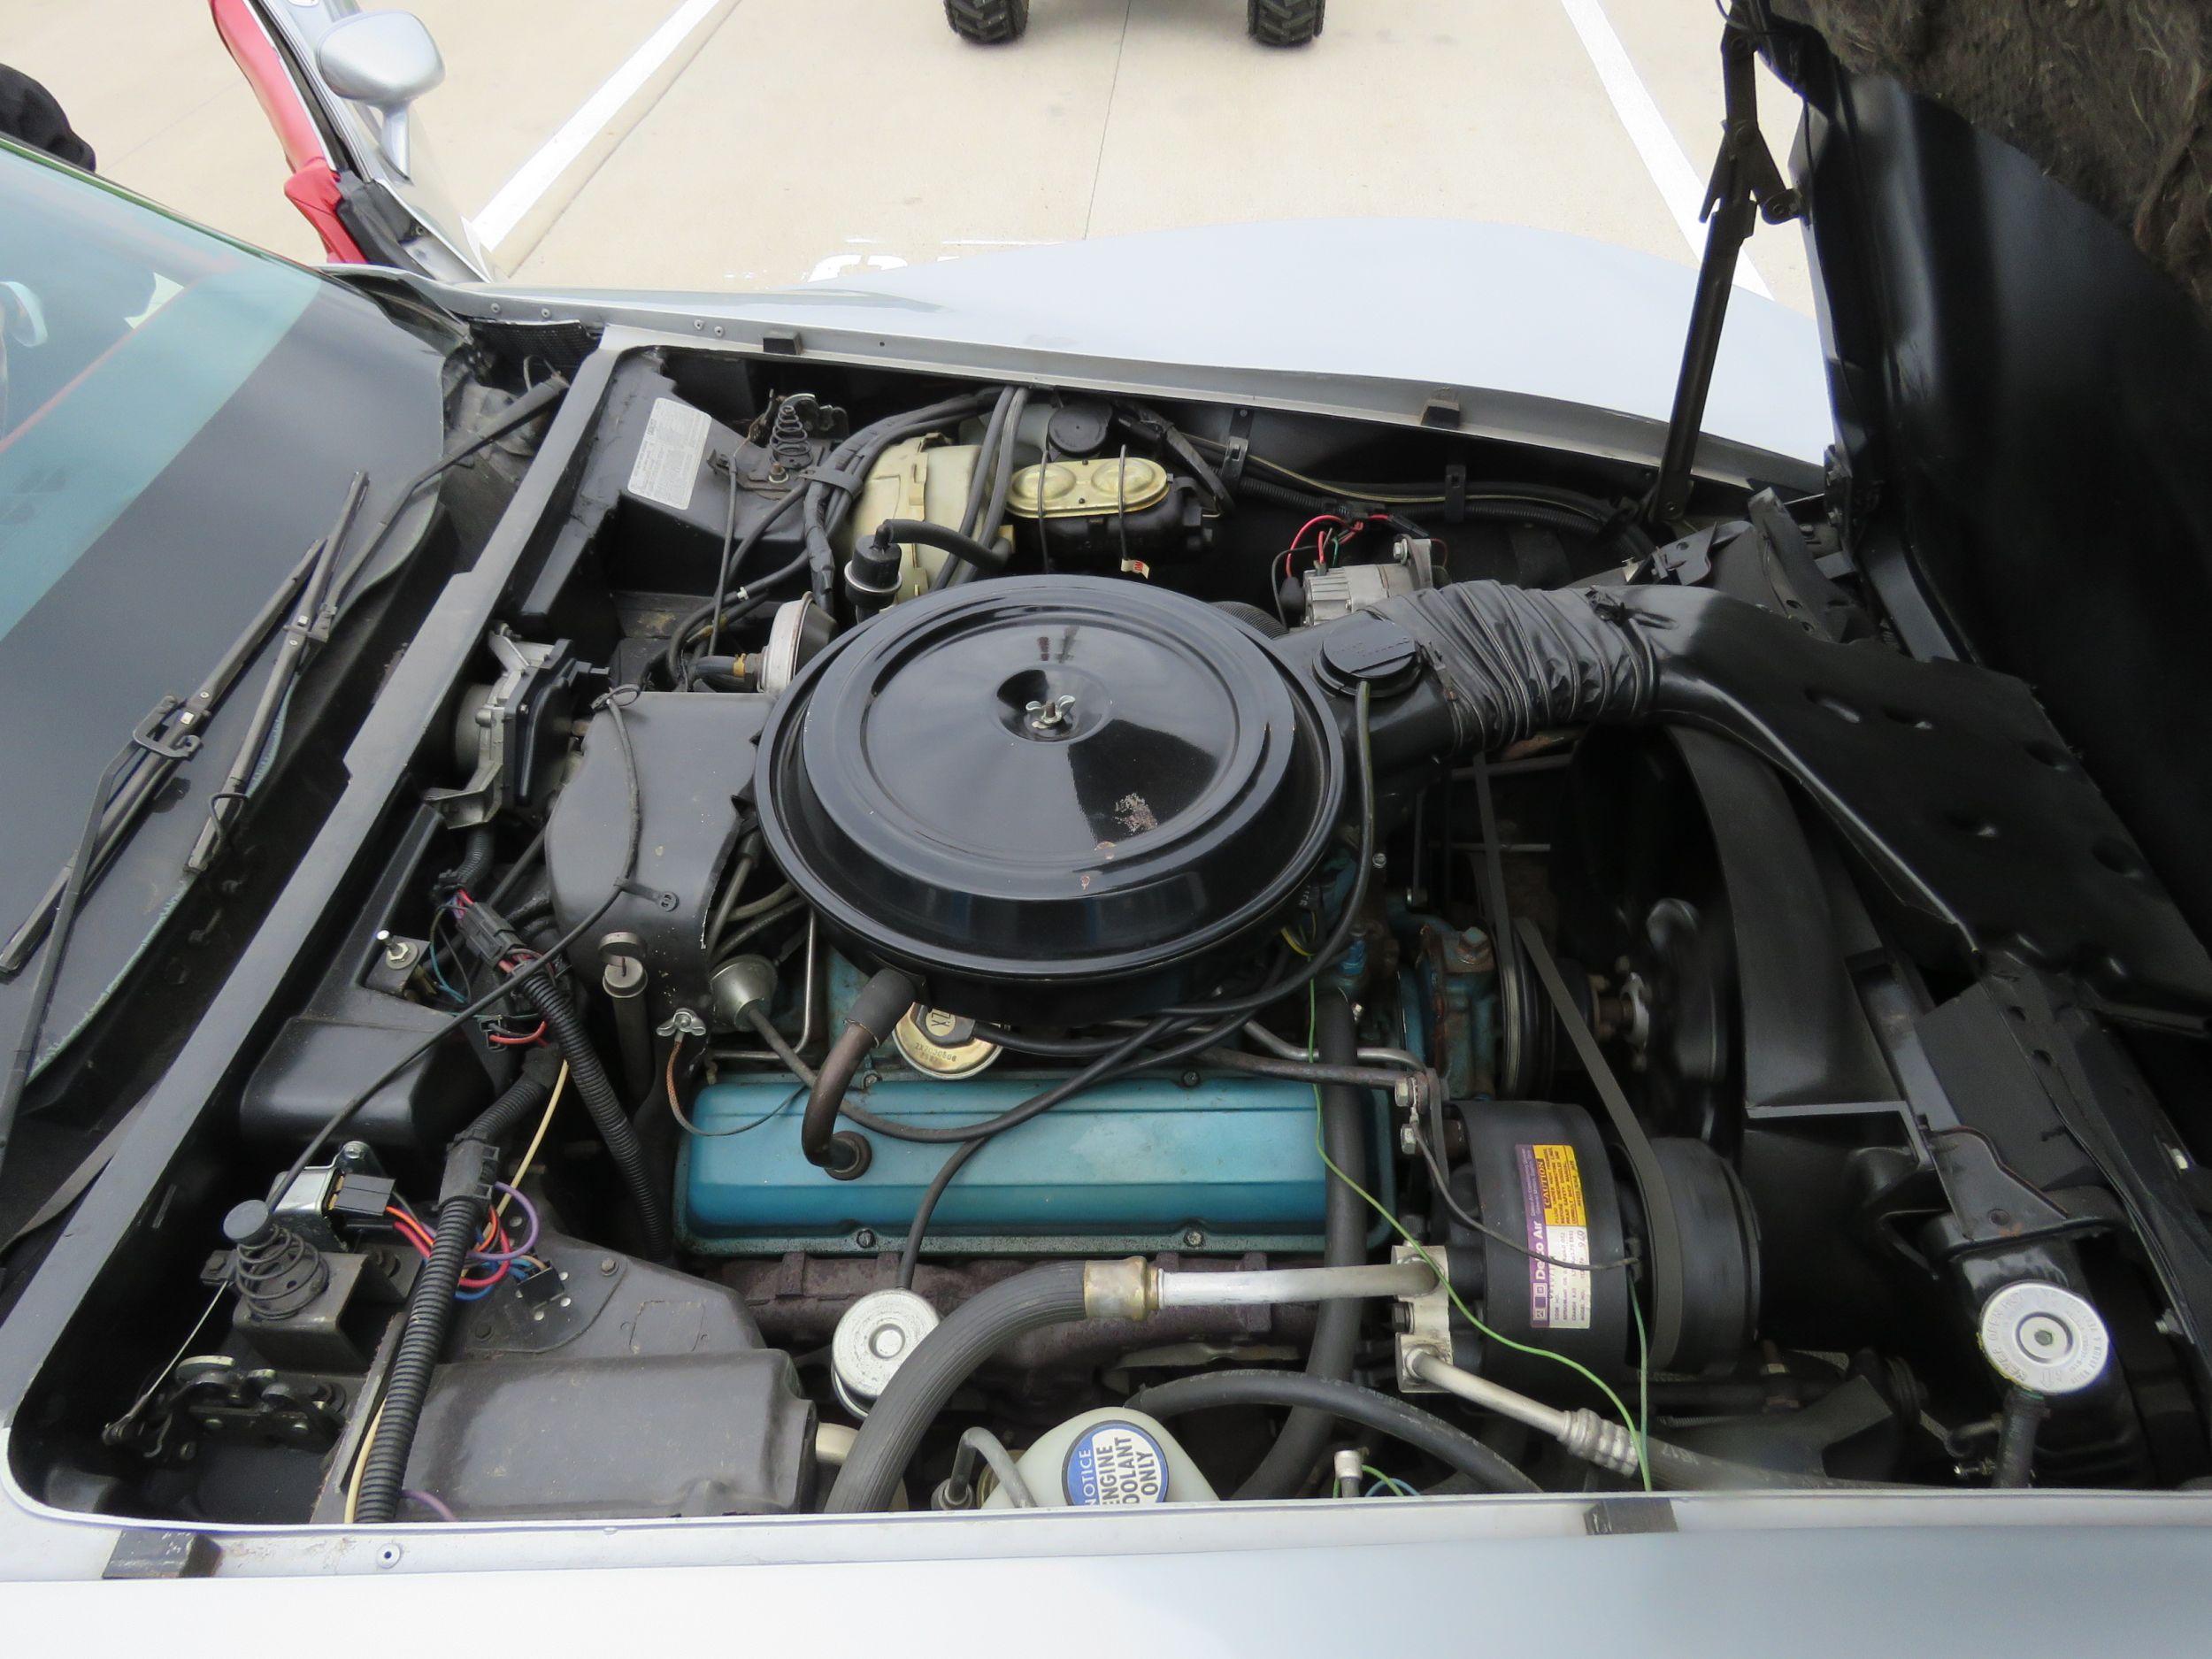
1755, 3, 2212, 963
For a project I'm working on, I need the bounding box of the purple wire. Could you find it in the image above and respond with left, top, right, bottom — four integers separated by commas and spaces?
467, 1181, 540, 1262
401, 1488, 458, 1524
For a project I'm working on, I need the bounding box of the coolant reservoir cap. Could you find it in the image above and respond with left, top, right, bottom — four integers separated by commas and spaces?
757, 576, 1342, 1022
1064, 1418, 1169, 1506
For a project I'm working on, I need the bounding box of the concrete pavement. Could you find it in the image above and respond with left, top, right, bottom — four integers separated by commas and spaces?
4, 0, 1814, 311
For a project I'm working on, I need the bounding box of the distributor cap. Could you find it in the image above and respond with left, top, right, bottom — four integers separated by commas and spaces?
756, 576, 1342, 1022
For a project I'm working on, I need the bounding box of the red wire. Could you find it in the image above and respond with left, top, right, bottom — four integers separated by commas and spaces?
486, 1021, 547, 1047
384, 1205, 512, 1289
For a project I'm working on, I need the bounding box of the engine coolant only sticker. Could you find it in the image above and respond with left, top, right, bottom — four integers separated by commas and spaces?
626, 396, 710, 511
1064, 1421, 1168, 1505
1517, 1143, 1593, 1330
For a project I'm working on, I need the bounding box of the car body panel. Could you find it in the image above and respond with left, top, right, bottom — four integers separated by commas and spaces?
445, 215, 1830, 497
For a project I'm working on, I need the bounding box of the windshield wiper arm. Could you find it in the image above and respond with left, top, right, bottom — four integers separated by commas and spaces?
184, 473, 366, 875
0, 472, 368, 1177
0, 504, 349, 979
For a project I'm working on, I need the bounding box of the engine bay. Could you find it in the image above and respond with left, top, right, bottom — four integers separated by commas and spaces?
20, 342, 2212, 1526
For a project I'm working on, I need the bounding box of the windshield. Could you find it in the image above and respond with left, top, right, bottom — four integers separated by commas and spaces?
0, 142, 319, 641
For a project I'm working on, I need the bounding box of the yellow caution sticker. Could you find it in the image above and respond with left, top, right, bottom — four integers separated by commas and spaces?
1516, 1143, 1593, 1331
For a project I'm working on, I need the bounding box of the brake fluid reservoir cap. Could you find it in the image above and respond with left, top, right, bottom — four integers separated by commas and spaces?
1063, 1418, 1170, 1506
1978, 1281, 2110, 1395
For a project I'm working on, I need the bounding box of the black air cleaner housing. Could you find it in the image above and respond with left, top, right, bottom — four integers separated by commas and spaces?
756, 576, 1343, 1023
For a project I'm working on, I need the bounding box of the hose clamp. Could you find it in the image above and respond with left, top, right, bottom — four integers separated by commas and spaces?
1083, 1257, 1155, 1322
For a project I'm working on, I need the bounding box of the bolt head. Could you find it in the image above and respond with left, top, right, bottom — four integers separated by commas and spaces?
1182, 1227, 1206, 1248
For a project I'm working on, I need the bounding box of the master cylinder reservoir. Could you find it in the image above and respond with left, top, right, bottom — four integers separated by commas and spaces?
847, 434, 1009, 599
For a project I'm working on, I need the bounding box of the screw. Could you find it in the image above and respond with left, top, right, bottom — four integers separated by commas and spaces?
1182, 1228, 1206, 1248
599, 1256, 618, 1276
531, 1309, 546, 1323
854, 1228, 879, 1250
557, 1296, 572, 1309
383, 939, 418, 969
1177, 1069, 1201, 1089
860, 1071, 881, 1090
472, 1320, 493, 1339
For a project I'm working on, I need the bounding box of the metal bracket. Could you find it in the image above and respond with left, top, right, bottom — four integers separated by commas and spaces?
1217, 406, 1255, 494
129, 695, 199, 762
1644, 7, 1803, 529
1393, 1242, 1455, 1392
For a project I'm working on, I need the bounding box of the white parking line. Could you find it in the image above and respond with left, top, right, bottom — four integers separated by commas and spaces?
471, 0, 732, 260
1555, 0, 1770, 298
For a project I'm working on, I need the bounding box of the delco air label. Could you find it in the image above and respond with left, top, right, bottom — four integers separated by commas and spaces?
1517, 1142, 1593, 1330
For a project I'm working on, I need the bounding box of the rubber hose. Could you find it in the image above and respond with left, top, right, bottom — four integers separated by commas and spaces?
871, 518, 1011, 575
800, 1023, 873, 1172
1128, 1370, 1541, 1496
514, 973, 672, 1258
957, 388, 1015, 539
801, 968, 914, 1171
825, 1263, 1090, 1512
352, 1064, 551, 1525
503, 887, 555, 932
1643, 1436, 1896, 1492
1237, 991, 1368, 1499
1993, 1388, 2047, 1490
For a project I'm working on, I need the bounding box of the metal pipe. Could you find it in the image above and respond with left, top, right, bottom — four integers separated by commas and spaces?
1408, 1350, 1640, 1475
603, 949, 652, 1104
1153, 1260, 1436, 1310
1240, 1022, 1423, 1071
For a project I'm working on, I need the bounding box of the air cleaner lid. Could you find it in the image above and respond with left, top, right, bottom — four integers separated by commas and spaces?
756, 577, 1340, 1011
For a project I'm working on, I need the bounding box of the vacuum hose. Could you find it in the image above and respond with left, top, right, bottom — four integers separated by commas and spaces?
800, 968, 915, 1176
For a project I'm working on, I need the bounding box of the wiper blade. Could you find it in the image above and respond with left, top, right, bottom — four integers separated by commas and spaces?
0, 472, 365, 1174
0, 506, 346, 978
178, 375, 570, 877
184, 474, 366, 874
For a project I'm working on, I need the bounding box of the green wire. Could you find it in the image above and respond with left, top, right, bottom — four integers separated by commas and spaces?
1361, 1464, 1418, 1499
1305, 983, 1652, 1490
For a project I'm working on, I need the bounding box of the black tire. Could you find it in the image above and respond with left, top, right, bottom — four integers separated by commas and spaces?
1248, 0, 1324, 46
946, 0, 1029, 42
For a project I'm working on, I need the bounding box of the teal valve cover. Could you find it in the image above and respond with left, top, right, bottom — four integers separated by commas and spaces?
680, 1072, 1332, 1254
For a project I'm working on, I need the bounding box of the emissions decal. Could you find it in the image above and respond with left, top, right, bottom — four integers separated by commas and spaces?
1517, 1142, 1593, 1331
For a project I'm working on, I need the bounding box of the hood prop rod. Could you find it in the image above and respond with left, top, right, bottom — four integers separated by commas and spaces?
1644, 4, 1803, 533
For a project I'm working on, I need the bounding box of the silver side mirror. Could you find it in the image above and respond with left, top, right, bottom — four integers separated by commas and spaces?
315, 11, 444, 180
